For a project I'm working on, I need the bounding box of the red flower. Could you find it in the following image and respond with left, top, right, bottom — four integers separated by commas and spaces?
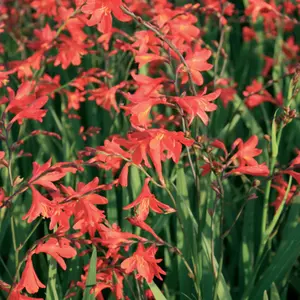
60, 178, 108, 237
127, 217, 163, 242
35, 74, 60, 98
231, 135, 263, 166
229, 164, 270, 177
96, 223, 142, 249
54, 35, 88, 69
132, 30, 161, 55
4, 82, 48, 125
22, 186, 54, 223
262, 55, 274, 77
215, 78, 237, 107
243, 80, 278, 109
84, 137, 131, 174
30, 0, 57, 17
34, 237, 77, 270
135, 53, 167, 69
123, 178, 175, 220
18, 254, 46, 294
242, 26, 257, 42
0, 67, 16, 88
173, 88, 221, 125
81, 0, 131, 33
55, 7, 88, 42
283, 37, 300, 60
121, 243, 166, 283
177, 49, 213, 86
283, 150, 300, 184
121, 72, 167, 128
28, 158, 77, 191
27, 24, 56, 50
88, 82, 126, 113
65, 89, 86, 111
78, 258, 124, 300
229, 135, 269, 176
245, 0, 277, 23
271, 176, 299, 211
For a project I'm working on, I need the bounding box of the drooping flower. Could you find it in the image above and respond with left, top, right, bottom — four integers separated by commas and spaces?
18, 254, 46, 294
34, 237, 77, 270
127, 216, 164, 242
22, 186, 54, 223
123, 178, 175, 220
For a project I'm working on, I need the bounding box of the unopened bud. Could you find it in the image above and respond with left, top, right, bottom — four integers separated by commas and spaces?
252, 179, 261, 188
247, 193, 258, 200
13, 176, 23, 187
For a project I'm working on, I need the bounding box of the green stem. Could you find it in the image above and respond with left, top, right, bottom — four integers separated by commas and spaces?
266, 175, 293, 237
10, 216, 19, 280
17, 219, 42, 253
213, 176, 225, 300
260, 122, 283, 244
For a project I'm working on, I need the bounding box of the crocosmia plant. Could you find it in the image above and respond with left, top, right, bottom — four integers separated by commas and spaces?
0, 0, 299, 299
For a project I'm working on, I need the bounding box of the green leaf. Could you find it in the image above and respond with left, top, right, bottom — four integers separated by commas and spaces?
270, 283, 280, 300
263, 291, 269, 300
251, 229, 300, 299
175, 166, 198, 299
202, 234, 232, 300
83, 246, 97, 300
148, 281, 167, 300
271, 112, 279, 158
45, 257, 60, 300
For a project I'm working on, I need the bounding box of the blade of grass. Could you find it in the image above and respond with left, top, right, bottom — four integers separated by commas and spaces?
148, 281, 167, 300
83, 246, 97, 300
45, 257, 60, 300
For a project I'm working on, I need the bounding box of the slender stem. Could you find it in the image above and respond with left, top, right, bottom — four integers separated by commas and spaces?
0, 255, 13, 281
266, 176, 293, 237
213, 176, 225, 300
211, 196, 219, 279
261, 122, 283, 242
10, 216, 19, 280
17, 219, 42, 252
213, 28, 226, 88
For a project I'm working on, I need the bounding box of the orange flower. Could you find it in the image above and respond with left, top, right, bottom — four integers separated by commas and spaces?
18, 254, 45, 294
4, 82, 48, 125
177, 48, 213, 86
22, 186, 54, 223
34, 237, 77, 270
121, 243, 166, 283
229, 136, 269, 177
173, 88, 221, 125
116, 129, 194, 185
123, 178, 175, 221
81, 0, 131, 33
